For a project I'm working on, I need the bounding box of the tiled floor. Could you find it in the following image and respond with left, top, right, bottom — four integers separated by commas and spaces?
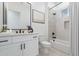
39, 46, 69, 56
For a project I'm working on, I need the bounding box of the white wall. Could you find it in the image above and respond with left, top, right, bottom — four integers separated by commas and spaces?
31, 2, 48, 41
0, 2, 3, 32
70, 2, 79, 56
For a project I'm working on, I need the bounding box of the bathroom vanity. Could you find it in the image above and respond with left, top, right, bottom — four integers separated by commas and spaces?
0, 33, 39, 56
0, 2, 39, 56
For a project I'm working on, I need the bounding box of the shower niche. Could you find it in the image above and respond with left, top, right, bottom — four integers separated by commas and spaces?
62, 7, 70, 30
63, 16, 70, 30
64, 21, 70, 30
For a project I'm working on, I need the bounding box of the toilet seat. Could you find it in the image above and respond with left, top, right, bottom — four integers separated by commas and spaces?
40, 41, 51, 47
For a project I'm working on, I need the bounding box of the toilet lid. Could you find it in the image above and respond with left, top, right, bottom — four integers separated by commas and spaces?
41, 41, 51, 45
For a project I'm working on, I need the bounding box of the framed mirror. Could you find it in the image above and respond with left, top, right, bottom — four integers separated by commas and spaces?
32, 9, 45, 24
3, 2, 31, 31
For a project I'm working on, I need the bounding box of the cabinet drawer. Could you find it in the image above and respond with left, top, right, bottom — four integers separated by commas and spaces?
12, 35, 38, 43
32, 35, 38, 39
23, 35, 38, 41
12, 36, 23, 43
31, 35, 38, 40
12, 36, 29, 43
0, 37, 12, 46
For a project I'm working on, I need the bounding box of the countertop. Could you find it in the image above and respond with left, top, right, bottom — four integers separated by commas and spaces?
0, 32, 38, 37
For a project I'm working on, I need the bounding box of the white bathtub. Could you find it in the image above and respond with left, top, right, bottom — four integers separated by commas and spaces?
52, 39, 70, 55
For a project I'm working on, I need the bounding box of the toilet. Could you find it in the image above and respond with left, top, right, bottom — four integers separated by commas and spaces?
39, 40, 52, 55
39, 35, 52, 48
39, 35, 52, 55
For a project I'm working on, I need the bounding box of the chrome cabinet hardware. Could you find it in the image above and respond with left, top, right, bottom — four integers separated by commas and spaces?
24, 43, 25, 49
33, 36, 37, 38
0, 40, 8, 43
21, 43, 25, 50
21, 44, 22, 50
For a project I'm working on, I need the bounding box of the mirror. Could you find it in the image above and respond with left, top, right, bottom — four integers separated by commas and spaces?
3, 2, 31, 31
7, 10, 20, 29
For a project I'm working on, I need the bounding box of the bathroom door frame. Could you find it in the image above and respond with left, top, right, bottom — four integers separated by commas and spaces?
70, 2, 79, 56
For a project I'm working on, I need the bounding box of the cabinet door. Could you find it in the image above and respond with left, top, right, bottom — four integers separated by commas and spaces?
0, 43, 22, 56
23, 39, 39, 56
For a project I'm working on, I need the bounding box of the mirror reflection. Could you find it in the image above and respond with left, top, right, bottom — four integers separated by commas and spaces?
0, 2, 31, 33
7, 10, 20, 29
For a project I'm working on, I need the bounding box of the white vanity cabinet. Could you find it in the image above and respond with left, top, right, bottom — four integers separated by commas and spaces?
0, 33, 39, 56
0, 43, 22, 56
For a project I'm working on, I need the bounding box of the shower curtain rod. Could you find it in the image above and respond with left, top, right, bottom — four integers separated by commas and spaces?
49, 2, 63, 10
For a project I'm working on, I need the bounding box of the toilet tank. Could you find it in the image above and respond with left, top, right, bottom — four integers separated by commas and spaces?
39, 35, 48, 42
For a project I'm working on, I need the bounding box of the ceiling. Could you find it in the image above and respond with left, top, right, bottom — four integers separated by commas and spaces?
48, 2, 61, 8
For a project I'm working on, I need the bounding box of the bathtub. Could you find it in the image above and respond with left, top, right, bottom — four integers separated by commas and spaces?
52, 39, 70, 55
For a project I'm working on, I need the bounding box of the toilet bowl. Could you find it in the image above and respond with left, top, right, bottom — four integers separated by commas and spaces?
39, 35, 51, 49
39, 41, 52, 55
